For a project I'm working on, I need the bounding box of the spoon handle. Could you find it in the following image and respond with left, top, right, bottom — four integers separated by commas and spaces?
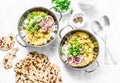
102, 37, 109, 65
106, 49, 118, 65
102, 37, 118, 65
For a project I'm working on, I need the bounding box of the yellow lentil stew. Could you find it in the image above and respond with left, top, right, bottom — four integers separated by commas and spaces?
22, 11, 56, 46
60, 31, 98, 68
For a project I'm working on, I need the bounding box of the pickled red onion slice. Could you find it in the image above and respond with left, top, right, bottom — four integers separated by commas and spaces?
73, 56, 83, 64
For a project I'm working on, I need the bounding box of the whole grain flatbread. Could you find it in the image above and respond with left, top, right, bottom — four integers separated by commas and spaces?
0, 34, 15, 51
16, 72, 33, 83
14, 52, 62, 83
3, 47, 19, 69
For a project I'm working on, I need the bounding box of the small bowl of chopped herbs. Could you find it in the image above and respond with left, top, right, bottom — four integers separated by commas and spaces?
51, 0, 71, 15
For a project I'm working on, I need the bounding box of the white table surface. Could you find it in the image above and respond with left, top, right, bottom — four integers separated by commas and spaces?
0, 0, 120, 83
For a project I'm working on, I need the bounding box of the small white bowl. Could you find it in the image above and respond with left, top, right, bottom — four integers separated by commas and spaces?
77, 0, 96, 10
71, 13, 87, 28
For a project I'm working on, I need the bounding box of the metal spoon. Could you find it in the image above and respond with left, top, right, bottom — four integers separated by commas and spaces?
92, 20, 117, 65
100, 15, 117, 65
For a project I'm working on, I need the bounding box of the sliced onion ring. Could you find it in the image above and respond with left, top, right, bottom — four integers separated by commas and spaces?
73, 56, 83, 64
46, 15, 54, 26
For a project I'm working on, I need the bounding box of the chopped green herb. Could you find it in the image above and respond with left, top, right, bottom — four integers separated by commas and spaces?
52, 0, 71, 13
23, 11, 48, 34
70, 9, 73, 14
68, 38, 82, 57
60, 51, 65, 55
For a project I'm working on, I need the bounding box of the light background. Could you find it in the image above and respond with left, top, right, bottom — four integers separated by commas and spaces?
0, 0, 120, 83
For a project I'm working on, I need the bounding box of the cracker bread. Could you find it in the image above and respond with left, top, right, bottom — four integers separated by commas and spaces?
16, 72, 33, 83
0, 34, 15, 51
14, 52, 62, 83
3, 47, 19, 69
